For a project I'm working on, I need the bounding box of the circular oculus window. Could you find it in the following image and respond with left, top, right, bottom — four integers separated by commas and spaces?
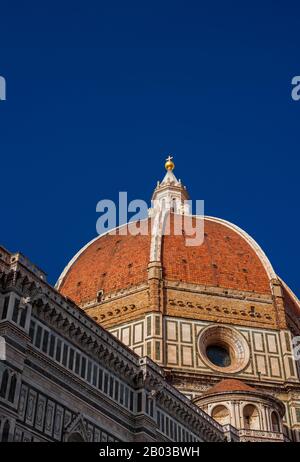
206, 344, 231, 368
198, 325, 250, 373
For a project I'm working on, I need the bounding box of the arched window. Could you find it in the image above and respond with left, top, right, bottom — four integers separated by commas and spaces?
211, 405, 231, 426
0, 369, 9, 398
1, 296, 9, 320
2, 420, 10, 442
8, 374, 17, 403
19, 306, 28, 328
12, 299, 20, 323
67, 431, 85, 442
171, 198, 177, 213
271, 411, 280, 432
243, 404, 260, 430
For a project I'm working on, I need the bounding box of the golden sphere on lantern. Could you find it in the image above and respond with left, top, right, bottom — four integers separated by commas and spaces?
165, 155, 175, 171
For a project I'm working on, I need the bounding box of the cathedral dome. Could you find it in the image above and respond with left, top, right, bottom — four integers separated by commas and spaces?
200, 379, 256, 396
194, 379, 286, 432
56, 158, 298, 333
57, 213, 273, 306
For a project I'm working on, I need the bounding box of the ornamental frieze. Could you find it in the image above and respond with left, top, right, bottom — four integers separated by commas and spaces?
166, 296, 276, 328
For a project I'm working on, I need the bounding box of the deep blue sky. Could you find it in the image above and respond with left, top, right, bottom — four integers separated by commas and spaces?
0, 1, 299, 296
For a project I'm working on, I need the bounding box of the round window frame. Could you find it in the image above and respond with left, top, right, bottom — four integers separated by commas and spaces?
198, 325, 250, 373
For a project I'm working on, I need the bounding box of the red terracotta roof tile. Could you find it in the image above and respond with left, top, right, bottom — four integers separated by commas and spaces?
58, 214, 271, 305
202, 379, 256, 396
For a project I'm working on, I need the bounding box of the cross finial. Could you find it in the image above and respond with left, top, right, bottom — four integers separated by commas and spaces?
165, 155, 175, 171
